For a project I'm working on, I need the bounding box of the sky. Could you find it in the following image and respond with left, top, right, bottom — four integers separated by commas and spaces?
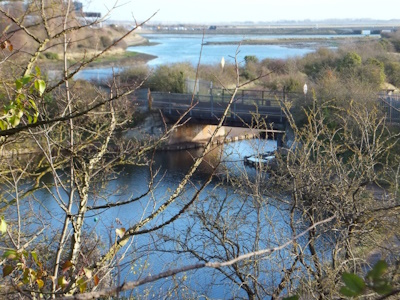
84, 0, 400, 23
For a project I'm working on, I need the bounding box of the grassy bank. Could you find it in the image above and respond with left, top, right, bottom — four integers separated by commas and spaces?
38, 27, 156, 69
39, 50, 157, 71
84, 51, 156, 68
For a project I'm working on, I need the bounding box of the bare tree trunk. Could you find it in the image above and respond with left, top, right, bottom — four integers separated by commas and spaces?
52, 0, 74, 294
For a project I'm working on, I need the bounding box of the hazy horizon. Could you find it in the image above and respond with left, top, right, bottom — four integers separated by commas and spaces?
85, 0, 400, 24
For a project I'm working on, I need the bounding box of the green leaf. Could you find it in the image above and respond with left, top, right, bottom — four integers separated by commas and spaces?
0, 120, 6, 130
10, 115, 20, 127
0, 217, 7, 234
22, 271, 30, 284
22, 268, 29, 281
283, 296, 299, 300
35, 66, 41, 76
3, 265, 14, 277
372, 281, 392, 295
34, 79, 46, 96
3, 249, 18, 260
31, 251, 38, 264
77, 278, 87, 293
58, 276, 69, 288
342, 273, 365, 296
16, 93, 26, 103
21, 75, 32, 85
15, 79, 22, 90
29, 268, 37, 281
29, 99, 38, 111
367, 260, 388, 281
340, 286, 359, 297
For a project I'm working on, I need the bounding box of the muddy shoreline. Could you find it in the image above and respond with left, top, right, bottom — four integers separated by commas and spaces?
202, 36, 380, 49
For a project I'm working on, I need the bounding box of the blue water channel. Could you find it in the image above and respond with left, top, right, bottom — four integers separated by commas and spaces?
75, 33, 377, 81
75, 33, 322, 81
26, 138, 306, 298
38, 33, 354, 297
127, 33, 317, 66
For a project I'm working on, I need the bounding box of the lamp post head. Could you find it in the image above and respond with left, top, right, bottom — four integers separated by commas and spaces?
303, 83, 308, 95
220, 57, 225, 70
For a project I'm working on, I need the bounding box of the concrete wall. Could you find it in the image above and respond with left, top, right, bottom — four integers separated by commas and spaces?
122, 112, 268, 150
163, 125, 264, 150
167, 124, 226, 145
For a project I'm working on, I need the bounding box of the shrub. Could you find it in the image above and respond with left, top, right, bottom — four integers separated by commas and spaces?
385, 62, 400, 87
148, 63, 195, 93
100, 35, 113, 48
364, 58, 386, 85
357, 64, 385, 89
120, 66, 150, 86
384, 31, 400, 52
338, 51, 362, 72
241, 65, 257, 81
391, 40, 400, 52
244, 55, 259, 65
283, 76, 302, 92
198, 64, 237, 88
263, 74, 305, 92
301, 47, 338, 79
379, 38, 392, 52
261, 58, 287, 74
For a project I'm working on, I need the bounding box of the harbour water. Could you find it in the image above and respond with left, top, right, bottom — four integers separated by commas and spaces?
32, 138, 295, 298
75, 33, 321, 80
127, 33, 317, 66
38, 32, 353, 297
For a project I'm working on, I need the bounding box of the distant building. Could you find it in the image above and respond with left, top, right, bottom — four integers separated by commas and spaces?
209, 25, 217, 30
71, 1, 102, 27
73, 1, 83, 13
84, 12, 101, 18
72, 1, 101, 18
361, 30, 371, 35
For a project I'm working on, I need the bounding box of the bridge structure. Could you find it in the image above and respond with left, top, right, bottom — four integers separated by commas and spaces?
134, 88, 400, 126
134, 88, 301, 129
131, 88, 400, 148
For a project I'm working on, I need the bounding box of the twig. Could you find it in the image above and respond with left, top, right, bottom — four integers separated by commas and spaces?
59, 216, 335, 300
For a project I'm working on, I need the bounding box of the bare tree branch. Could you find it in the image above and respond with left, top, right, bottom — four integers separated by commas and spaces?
60, 216, 335, 300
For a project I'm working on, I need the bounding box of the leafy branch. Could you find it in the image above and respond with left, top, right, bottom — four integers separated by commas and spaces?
341, 260, 395, 299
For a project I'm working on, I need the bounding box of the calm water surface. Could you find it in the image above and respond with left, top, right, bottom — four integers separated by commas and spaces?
33, 139, 292, 298
76, 33, 376, 81
76, 33, 319, 80
127, 33, 317, 66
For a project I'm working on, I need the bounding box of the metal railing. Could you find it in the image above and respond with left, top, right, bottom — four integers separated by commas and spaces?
146, 90, 285, 124
134, 89, 400, 125
378, 93, 400, 124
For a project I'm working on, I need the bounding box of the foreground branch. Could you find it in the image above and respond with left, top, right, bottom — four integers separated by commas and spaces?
60, 216, 335, 299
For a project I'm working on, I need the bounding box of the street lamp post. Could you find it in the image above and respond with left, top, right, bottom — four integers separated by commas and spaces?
210, 81, 214, 116
303, 83, 308, 100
